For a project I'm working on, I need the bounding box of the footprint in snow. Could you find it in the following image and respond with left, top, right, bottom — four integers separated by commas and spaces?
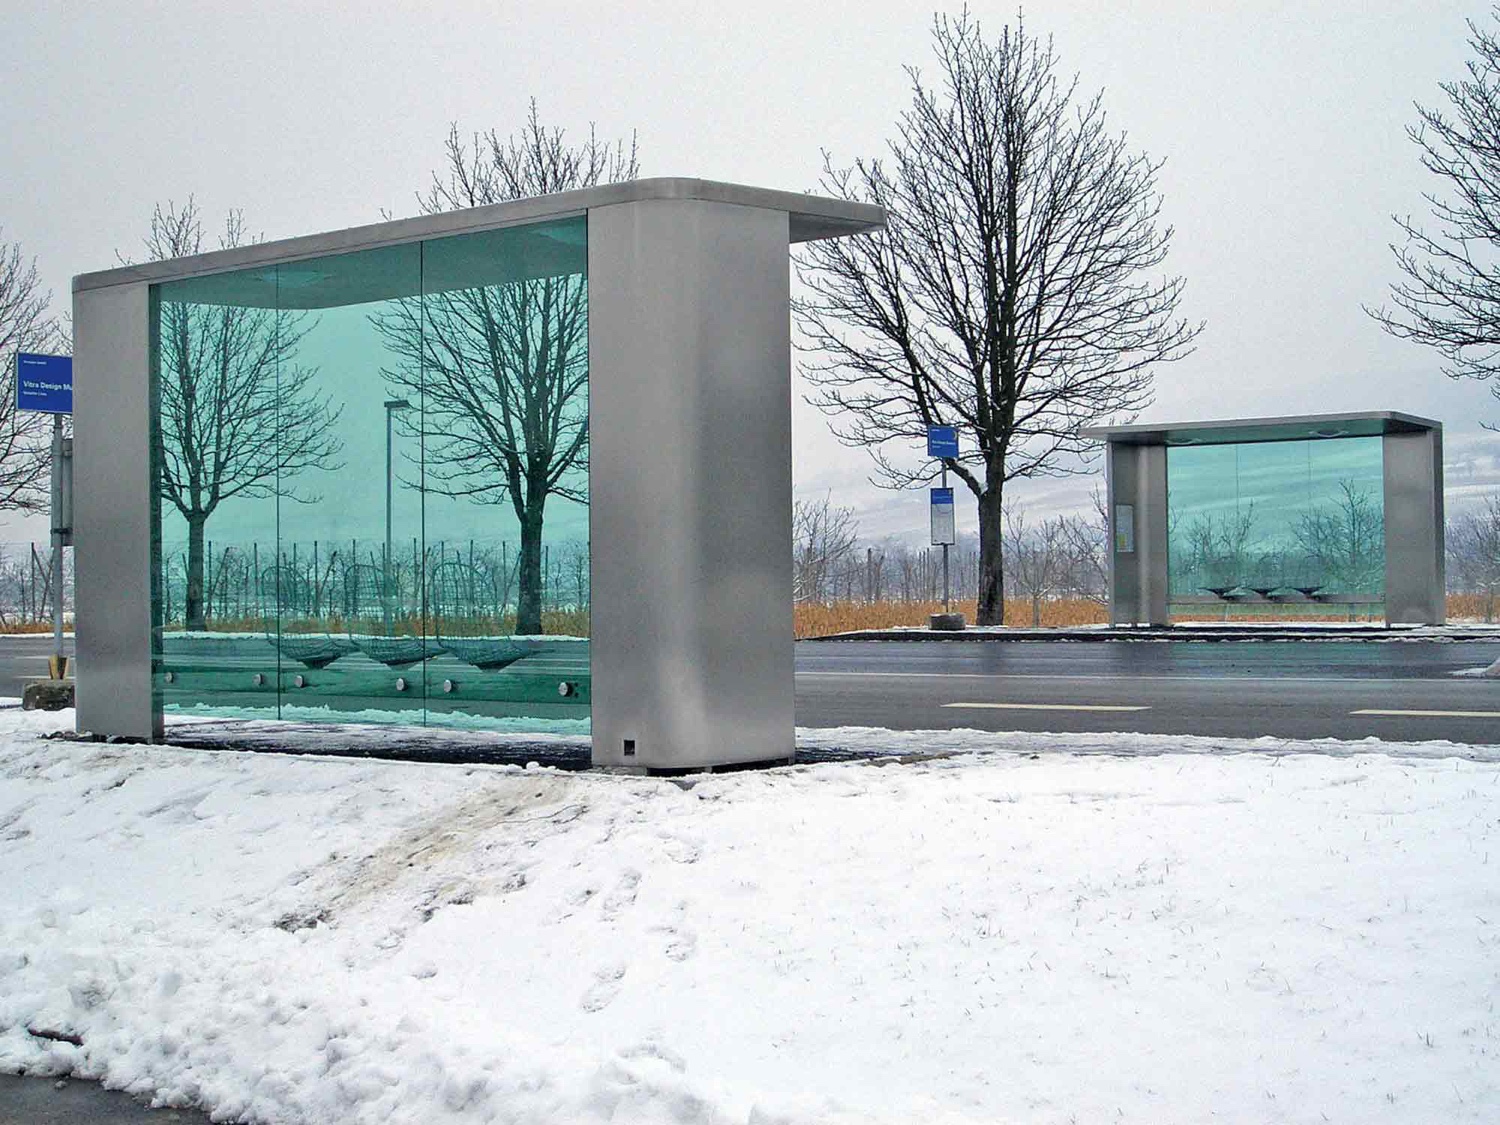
580, 963, 628, 1012
663, 929, 697, 962
651, 900, 698, 962
598, 869, 641, 919
660, 832, 702, 864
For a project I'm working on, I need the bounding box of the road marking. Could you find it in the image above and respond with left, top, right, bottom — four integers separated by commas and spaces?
798, 671, 1405, 685
1352, 708, 1500, 719
942, 702, 1151, 713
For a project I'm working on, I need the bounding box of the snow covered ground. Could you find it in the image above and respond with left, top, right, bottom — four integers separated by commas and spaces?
1, 710, 1497, 1124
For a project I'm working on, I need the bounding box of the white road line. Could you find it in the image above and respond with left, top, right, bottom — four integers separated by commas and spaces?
942, 702, 1151, 713
797, 671, 1406, 685
1352, 708, 1500, 719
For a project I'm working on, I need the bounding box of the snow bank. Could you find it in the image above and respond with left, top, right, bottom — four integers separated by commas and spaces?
2, 712, 1497, 1123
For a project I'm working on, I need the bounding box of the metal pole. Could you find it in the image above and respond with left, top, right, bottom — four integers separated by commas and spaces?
941, 461, 950, 613
384, 406, 394, 632
381, 399, 411, 633
50, 416, 63, 677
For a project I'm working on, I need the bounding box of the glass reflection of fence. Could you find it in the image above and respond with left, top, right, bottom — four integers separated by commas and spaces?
0, 543, 74, 631
159, 538, 590, 635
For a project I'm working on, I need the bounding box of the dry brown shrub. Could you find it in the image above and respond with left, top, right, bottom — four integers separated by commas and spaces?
794, 599, 1108, 638
1447, 593, 1499, 622
796, 595, 1496, 637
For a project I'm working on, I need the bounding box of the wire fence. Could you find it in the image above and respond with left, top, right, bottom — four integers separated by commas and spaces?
158, 537, 590, 633
0, 542, 73, 632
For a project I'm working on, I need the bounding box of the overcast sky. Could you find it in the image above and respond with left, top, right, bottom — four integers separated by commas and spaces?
3, 0, 1497, 544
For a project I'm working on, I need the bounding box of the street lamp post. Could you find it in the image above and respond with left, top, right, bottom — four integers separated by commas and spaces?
383, 398, 413, 632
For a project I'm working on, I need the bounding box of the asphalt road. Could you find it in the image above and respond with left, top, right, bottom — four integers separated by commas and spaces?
7, 633, 1500, 744
796, 638, 1500, 743
0, 633, 73, 700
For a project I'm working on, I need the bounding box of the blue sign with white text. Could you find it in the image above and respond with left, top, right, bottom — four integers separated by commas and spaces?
931, 487, 954, 505
926, 424, 958, 458
14, 353, 72, 415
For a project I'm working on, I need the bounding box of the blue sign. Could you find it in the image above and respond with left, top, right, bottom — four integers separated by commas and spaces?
931, 487, 954, 505
15, 353, 72, 415
926, 424, 958, 458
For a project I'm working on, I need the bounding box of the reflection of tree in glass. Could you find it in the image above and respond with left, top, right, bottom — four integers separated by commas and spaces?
1183, 505, 1257, 594
378, 105, 636, 634
1294, 481, 1384, 594
145, 201, 343, 631
378, 266, 587, 637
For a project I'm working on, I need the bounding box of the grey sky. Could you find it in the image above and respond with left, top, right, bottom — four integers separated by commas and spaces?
3, 0, 1496, 544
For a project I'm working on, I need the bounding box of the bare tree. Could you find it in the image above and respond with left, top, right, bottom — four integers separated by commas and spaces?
376, 101, 637, 634
141, 199, 344, 631
1179, 504, 1258, 594
1448, 494, 1500, 619
796, 9, 1200, 625
1002, 505, 1070, 626
1057, 491, 1109, 604
1368, 9, 1500, 420
0, 232, 62, 513
1294, 482, 1384, 594
792, 495, 860, 604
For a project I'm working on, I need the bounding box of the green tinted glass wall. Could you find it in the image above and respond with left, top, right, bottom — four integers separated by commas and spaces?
1166, 436, 1385, 603
150, 217, 590, 732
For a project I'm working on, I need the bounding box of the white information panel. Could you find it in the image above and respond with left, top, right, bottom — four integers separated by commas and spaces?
1114, 504, 1135, 553
931, 487, 956, 546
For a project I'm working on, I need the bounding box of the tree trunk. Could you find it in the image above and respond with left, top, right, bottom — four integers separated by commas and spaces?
1032, 593, 1041, 628
516, 512, 544, 635
185, 514, 207, 632
976, 486, 1005, 625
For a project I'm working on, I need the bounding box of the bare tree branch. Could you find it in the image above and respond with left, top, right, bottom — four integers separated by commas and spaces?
0, 231, 61, 513
792, 494, 861, 604
1368, 8, 1500, 424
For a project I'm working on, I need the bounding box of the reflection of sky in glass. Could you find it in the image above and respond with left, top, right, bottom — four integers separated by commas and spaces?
1166, 436, 1384, 597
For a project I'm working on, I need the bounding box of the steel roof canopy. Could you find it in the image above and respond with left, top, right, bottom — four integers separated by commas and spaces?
1079, 410, 1441, 446
73, 177, 885, 295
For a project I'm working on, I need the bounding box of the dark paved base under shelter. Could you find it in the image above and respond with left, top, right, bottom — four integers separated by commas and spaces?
57, 719, 889, 771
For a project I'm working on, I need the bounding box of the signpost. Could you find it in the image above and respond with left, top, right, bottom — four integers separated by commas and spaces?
15, 354, 73, 680
926, 425, 959, 614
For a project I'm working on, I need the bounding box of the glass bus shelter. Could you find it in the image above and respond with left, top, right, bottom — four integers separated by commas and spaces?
1081, 412, 1444, 626
71, 179, 884, 768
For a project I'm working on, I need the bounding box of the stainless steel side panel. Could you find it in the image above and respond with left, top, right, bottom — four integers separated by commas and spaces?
72, 282, 159, 739
588, 199, 794, 769
1106, 442, 1137, 625
1383, 427, 1445, 624
1139, 443, 1170, 625
1108, 442, 1169, 625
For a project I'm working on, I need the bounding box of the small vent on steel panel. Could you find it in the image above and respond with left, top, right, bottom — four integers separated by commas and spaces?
623, 739, 636, 757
